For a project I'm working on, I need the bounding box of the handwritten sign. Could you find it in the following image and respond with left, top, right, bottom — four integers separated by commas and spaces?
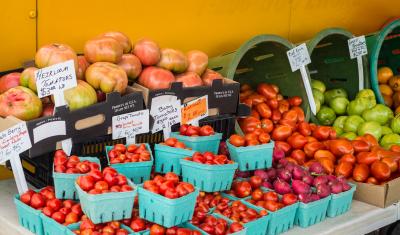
287, 43, 311, 72
0, 122, 31, 163
181, 95, 209, 125
112, 110, 150, 144
348, 36, 368, 59
35, 60, 77, 98
151, 99, 181, 133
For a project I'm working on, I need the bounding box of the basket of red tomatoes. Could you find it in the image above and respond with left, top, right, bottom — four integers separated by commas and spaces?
180, 152, 238, 192
138, 172, 199, 228
189, 214, 246, 235
106, 143, 153, 184
171, 124, 222, 154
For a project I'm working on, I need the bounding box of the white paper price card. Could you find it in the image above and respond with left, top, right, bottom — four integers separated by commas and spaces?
0, 122, 31, 163
35, 60, 77, 98
151, 99, 181, 133
112, 109, 150, 144
348, 36, 368, 59
287, 43, 311, 72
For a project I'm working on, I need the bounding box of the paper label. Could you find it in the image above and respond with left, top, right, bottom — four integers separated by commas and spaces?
35, 60, 77, 98
33, 120, 66, 143
181, 95, 209, 125
287, 43, 311, 72
0, 122, 31, 163
112, 109, 150, 143
348, 36, 368, 59
151, 97, 181, 133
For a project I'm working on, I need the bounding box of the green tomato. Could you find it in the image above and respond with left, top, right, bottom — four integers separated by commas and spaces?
329, 97, 349, 115
381, 126, 393, 135
333, 116, 348, 129
346, 98, 370, 116
311, 79, 326, 93
324, 88, 348, 104
313, 88, 325, 104
357, 121, 382, 140
333, 126, 343, 136
341, 132, 357, 140
343, 115, 365, 133
390, 116, 400, 134
356, 89, 376, 108
380, 133, 400, 149
317, 106, 336, 125
362, 104, 394, 125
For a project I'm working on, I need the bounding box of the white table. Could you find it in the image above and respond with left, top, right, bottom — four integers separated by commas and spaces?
0, 179, 399, 235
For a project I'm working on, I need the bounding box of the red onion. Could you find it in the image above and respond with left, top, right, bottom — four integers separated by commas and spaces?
262, 181, 272, 189
309, 162, 325, 175
278, 158, 289, 167
330, 182, 343, 194
313, 175, 328, 187
310, 194, 320, 202
236, 171, 251, 178
277, 169, 292, 182
273, 147, 285, 162
218, 141, 229, 156
302, 175, 314, 185
326, 175, 337, 182
342, 182, 352, 191
292, 180, 311, 195
298, 193, 312, 203
266, 168, 277, 181
254, 170, 268, 180
316, 183, 331, 198
285, 162, 295, 173
293, 166, 305, 180
273, 179, 292, 194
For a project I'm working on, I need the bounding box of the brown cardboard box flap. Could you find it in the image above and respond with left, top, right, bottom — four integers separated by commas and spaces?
385, 176, 400, 207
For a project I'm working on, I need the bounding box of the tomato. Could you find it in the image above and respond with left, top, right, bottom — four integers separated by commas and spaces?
371, 161, 391, 181
381, 157, 398, 173
257, 83, 277, 99
114, 144, 126, 153
362, 134, 379, 148
357, 152, 379, 165
390, 145, 400, 153
291, 149, 306, 165
256, 103, 272, 118
263, 191, 278, 202
251, 189, 263, 201
352, 140, 370, 153
240, 117, 261, 133
245, 133, 258, 142
287, 134, 308, 149
278, 119, 296, 130
367, 177, 379, 184
335, 161, 353, 178
275, 141, 291, 154
150, 224, 166, 235
286, 157, 298, 164
329, 139, 354, 157
233, 181, 252, 198
249, 176, 262, 189
353, 164, 370, 182
267, 98, 279, 109
199, 125, 215, 136
240, 90, 253, 101
318, 157, 334, 174
306, 136, 318, 143
130, 218, 146, 232
282, 110, 298, 123
258, 133, 271, 144
248, 94, 266, 105
288, 96, 302, 106
229, 134, 245, 147
77, 175, 95, 191
314, 150, 335, 162
229, 222, 244, 233
249, 109, 260, 119
261, 119, 274, 133
165, 138, 178, 147
240, 84, 252, 92
339, 154, 356, 165
164, 172, 179, 184
271, 109, 282, 123
298, 122, 311, 136
272, 125, 292, 141
253, 128, 264, 136
264, 200, 279, 212
278, 100, 290, 113
313, 126, 331, 141
243, 98, 253, 108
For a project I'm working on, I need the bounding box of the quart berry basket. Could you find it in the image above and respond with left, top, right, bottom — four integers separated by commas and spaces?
180, 159, 238, 192
75, 180, 137, 224
170, 132, 223, 154
295, 195, 331, 228
186, 219, 247, 235
266, 201, 299, 235
327, 184, 356, 218
154, 144, 195, 175
138, 186, 199, 228
40, 213, 69, 235
14, 193, 44, 235
66, 222, 136, 235
53, 157, 101, 200
105, 144, 153, 184
226, 140, 274, 171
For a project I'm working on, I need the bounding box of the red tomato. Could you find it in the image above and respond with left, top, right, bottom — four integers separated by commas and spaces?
150, 224, 166, 235
282, 193, 297, 206
233, 181, 252, 198
357, 152, 379, 165
251, 189, 263, 201
164, 172, 179, 184
312, 126, 331, 141
339, 154, 356, 165
257, 83, 277, 99
272, 126, 292, 141
186, 125, 200, 136
381, 157, 398, 173
288, 96, 302, 106
282, 110, 298, 123
371, 161, 391, 181
274, 141, 291, 154
297, 122, 311, 136
229, 134, 245, 147
114, 144, 126, 153
367, 177, 379, 184
291, 149, 306, 165
291, 107, 305, 122
65, 212, 79, 225
240, 117, 261, 133
287, 134, 308, 149
263, 191, 278, 202
256, 103, 272, 118
261, 119, 274, 133
335, 161, 353, 178
46, 198, 62, 211
314, 150, 335, 162
229, 222, 244, 233
352, 164, 370, 182
278, 100, 290, 113
199, 125, 215, 136
267, 98, 279, 109
352, 140, 370, 153
77, 175, 95, 191
271, 109, 282, 123
304, 142, 325, 158
329, 139, 354, 157
318, 157, 334, 174
179, 124, 189, 135
258, 133, 271, 144
264, 200, 279, 212
249, 176, 262, 189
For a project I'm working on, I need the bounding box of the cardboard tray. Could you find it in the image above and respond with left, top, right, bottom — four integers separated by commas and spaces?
352, 177, 400, 208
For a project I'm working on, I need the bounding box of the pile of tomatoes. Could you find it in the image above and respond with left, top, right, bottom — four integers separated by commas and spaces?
192, 192, 228, 225
72, 217, 130, 235
213, 200, 267, 223
53, 150, 100, 174
108, 144, 151, 164
246, 190, 297, 212
224, 176, 262, 198
184, 152, 233, 165
147, 224, 202, 235
160, 137, 188, 149
195, 214, 244, 235
179, 124, 215, 136
143, 172, 195, 199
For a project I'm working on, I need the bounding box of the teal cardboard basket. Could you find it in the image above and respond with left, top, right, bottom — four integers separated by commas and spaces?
75, 180, 137, 224
53, 156, 101, 200
226, 140, 274, 171
295, 195, 331, 228
66, 222, 136, 235
180, 159, 238, 192
105, 144, 153, 184
170, 132, 222, 154
40, 213, 68, 235
14, 194, 44, 235
327, 184, 356, 218
267, 202, 299, 235
154, 144, 195, 175
138, 186, 199, 228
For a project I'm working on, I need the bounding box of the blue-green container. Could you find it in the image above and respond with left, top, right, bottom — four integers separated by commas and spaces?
170, 132, 223, 154
75, 180, 137, 224
154, 144, 196, 175
53, 157, 101, 200
226, 141, 274, 171
295, 195, 331, 228
186, 218, 247, 235
66, 222, 136, 235
180, 159, 238, 192
327, 184, 356, 218
267, 202, 299, 235
138, 186, 199, 228
105, 144, 153, 184
14, 194, 44, 235
40, 213, 68, 235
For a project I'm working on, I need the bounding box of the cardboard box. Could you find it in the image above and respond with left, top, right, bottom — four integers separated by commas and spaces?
352, 177, 400, 208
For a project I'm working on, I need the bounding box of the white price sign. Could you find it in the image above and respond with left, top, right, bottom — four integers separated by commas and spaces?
348, 36, 368, 59
151, 96, 181, 138
112, 110, 150, 144
287, 43, 311, 72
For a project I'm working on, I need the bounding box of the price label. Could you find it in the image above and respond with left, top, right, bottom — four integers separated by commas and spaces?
348, 36, 368, 59
151, 99, 181, 134
287, 43, 311, 72
112, 110, 150, 144
181, 95, 208, 125
35, 60, 77, 98
0, 122, 31, 163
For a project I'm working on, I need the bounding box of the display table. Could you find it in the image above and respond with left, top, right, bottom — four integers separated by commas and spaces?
0, 179, 398, 235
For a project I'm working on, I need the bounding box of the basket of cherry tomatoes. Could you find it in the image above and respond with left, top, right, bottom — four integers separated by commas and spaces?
189, 213, 246, 235
138, 172, 199, 228
171, 124, 222, 154
52, 150, 101, 200
154, 137, 196, 175
180, 152, 238, 192
227, 132, 274, 171
106, 143, 153, 184
67, 218, 133, 235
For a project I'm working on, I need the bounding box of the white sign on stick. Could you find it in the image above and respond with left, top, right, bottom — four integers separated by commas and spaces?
151, 96, 181, 138
348, 36, 368, 90
112, 109, 150, 144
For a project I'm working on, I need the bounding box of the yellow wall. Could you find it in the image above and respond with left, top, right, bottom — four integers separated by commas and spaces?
0, 0, 400, 71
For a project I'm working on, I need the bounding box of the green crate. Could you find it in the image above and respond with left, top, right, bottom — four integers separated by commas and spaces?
367, 19, 400, 104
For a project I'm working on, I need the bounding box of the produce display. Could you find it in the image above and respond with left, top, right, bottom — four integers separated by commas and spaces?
179, 124, 215, 136
184, 152, 233, 165
194, 214, 244, 235
71, 217, 131, 235
53, 150, 100, 174
160, 137, 188, 149
143, 172, 195, 198
107, 143, 151, 164
378, 67, 400, 113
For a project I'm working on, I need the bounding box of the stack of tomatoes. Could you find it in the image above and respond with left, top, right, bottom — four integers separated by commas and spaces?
195, 214, 244, 235
143, 172, 195, 199
160, 137, 188, 149
120, 208, 152, 233
213, 200, 267, 223
108, 144, 151, 164
184, 152, 233, 165
72, 217, 130, 235
192, 192, 229, 225
224, 176, 262, 198
179, 124, 215, 136
53, 150, 100, 174
246, 190, 297, 212
229, 132, 271, 147
148, 224, 202, 235
76, 167, 133, 194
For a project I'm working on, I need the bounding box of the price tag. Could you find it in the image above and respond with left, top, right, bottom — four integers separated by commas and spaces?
287, 44, 317, 115
112, 110, 150, 144
348, 36, 367, 90
151, 97, 181, 138
181, 95, 208, 126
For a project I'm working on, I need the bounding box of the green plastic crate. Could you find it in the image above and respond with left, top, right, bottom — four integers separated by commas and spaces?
366, 19, 400, 104
327, 184, 356, 217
